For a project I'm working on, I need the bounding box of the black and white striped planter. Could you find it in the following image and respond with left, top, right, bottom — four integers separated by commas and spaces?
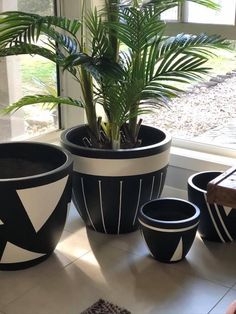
61, 124, 171, 234
0, 142, 73, 270
138, 198, 200, 263
188, 171, 236, 243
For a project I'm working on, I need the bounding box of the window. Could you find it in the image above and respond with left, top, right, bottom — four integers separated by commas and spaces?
0, 0, 58, 143
141, 1, 236, 155
187, 0, 236, 25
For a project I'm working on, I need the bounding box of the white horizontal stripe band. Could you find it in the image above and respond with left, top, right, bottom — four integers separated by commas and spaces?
138, 220, 199, 233
72, 149, 170, 176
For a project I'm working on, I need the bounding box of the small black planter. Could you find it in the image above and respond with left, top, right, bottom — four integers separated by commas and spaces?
138, 198, 200, 263
188, 171, 236, 243
0, 142, 73, 270
61, 124, 171, 234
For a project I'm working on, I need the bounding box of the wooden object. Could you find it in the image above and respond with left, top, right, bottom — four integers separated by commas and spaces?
207, 167, 236, 207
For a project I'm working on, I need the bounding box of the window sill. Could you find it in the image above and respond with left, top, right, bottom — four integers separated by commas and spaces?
170, 146, 235, 172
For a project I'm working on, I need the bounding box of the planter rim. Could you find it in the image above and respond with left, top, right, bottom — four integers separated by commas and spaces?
188, 170, 222, 194
138, 219, 199, 233
61, 124, 172, 157
139, 197, 200, 228
0, 141, 73, 183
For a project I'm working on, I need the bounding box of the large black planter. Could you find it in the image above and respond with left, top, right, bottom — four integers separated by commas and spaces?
0, 142, 73, 270
61, 124, 171, 234
188, 171, 236, 243
138, 198, 200, 263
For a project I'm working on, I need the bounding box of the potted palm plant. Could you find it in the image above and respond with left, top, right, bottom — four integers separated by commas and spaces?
0, 0, 229, 234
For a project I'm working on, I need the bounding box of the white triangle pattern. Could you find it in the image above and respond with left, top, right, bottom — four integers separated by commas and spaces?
0, 219, 3, 225
223, 206, 233, 216
0, 242, 46, 263
170, 237, 183, 262
17, 175, 69, 233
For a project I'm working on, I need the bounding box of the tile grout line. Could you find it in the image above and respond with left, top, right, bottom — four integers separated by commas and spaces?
109, 241, 236, 293
104, 239, 236, 290
63, 249, 93, 269
207, 287, 232, 314
1, 284, 41, 311
2, 249, 94, 312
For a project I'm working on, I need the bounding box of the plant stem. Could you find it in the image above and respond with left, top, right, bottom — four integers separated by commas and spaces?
106, 0, 119, 62
111, 123, 121, 149
80, 67, 100, 143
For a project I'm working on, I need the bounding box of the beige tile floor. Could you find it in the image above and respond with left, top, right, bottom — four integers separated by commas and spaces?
0, 203, 236, 314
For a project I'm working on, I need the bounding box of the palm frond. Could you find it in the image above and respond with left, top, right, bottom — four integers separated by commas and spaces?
155, 33, 229, 77
63, 52, 125, 81
0, 11, 81, 48
108, 6, 165, 52
43, 30, 79, 55
2, 95, 84, 115
0, 11, 41, 47
85, 8, 109, 57
0, 43, 59, 62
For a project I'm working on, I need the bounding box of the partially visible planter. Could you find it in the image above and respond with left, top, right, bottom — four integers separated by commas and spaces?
0, 142, 73, 270
138, 198, 200, 263
188, 171, 236, 243
61, 124, 171, 234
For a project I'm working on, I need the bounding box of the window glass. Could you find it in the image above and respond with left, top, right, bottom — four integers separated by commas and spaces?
161, 7, 178, 21
142, 44, 236, 150
187, 0, 236, 25
0, 0, 58, 142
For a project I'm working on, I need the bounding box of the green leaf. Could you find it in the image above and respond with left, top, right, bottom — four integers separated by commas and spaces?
2, 95, 84, 114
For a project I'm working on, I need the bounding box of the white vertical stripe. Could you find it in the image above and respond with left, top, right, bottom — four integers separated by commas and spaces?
214, 204, 233, 242
150, 176, 155, 200
72, 190, 83, 218
132, 179, 143, 226
98, 180, 107, 234
204, 194, 225, 243
157, 172, 163, 198
117, 181, 123, 234
81, 178, 97, 231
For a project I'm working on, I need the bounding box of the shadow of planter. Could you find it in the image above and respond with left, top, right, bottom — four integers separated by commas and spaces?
188, 171, 236, 243
138, 198, 200, 263
0, 142, 73, 270
61, 124, 171, 234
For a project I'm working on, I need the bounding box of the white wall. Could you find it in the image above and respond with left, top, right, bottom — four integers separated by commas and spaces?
0, 0, 25, 140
